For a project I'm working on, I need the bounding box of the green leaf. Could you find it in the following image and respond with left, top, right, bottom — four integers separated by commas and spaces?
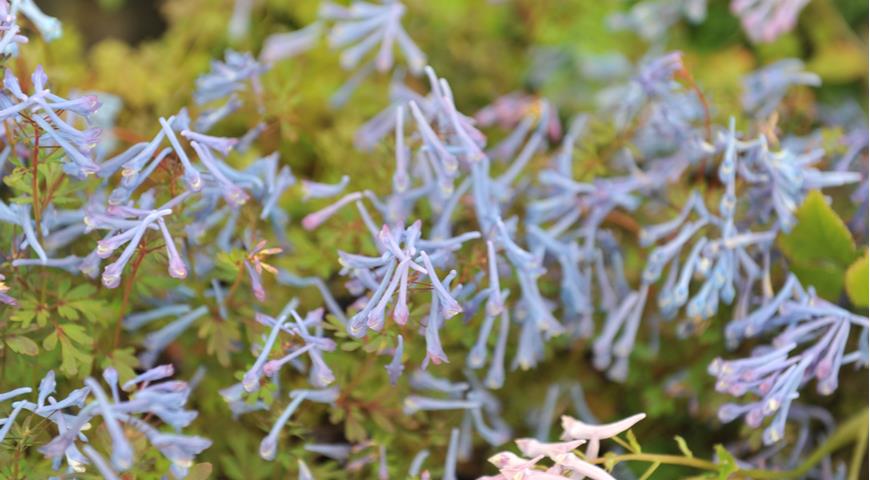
60, 323, 92, 345
59, 336, 80, 376
714, 444, 738, 480
103, 348, 139, 384
6, 336, 38, 356
199, 317, 238, 367
36, 308, 50, 327
66, 283, 97, 300
57, 304, 80, 320
808, 41, 868, 83
66, 299, 106, 323
345, 408, 367, 443
845, 252, 868, 308
674, 435, 694, 458
779, 191, 858, 300
340, 341, 361, 351
56, 279, 72, 297
9, 304, 37, 327
43, 331, 58, 351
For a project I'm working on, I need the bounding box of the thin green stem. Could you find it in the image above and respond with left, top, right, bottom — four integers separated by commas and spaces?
847, 416, 868, 480
741, 408, 868, 479
595, 409, 869, 479
593, 453, 717, 471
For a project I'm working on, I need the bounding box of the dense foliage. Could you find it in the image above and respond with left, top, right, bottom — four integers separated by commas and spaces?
0, 0, 867, 478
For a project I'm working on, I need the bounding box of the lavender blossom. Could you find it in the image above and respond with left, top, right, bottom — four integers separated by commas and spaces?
194, 50, 266, 105
385, 334, 405, 384
259, 392, 307, 460
321, 0, 425, 74
731, 0, 809, 43
743, 60, 821, 117
260, 22, 324, 64
712, 279, 868, 444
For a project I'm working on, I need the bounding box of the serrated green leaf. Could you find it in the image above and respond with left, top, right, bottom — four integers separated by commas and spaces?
779, 191, 858, 300
59, 336, 80, 376
263, 388, 275, 405
845, 252, 868, 308
345, 408, 367, 443
6, 336, 38, 356
43, 331, 58, 351
57, 304, 80, 320
10, 304, 37, 327
66, 283, 97, 300
36, 308, 50, 327
200, 317, 239, 367
56, 279, 72, 297
103, 348, 139, 383
371, 410, 395, 433
67, 299, 106, 323
60, 323, 91, 345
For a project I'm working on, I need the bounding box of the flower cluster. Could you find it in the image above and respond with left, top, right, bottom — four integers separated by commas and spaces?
1, 367, 209, 478
0, 0, 61, 55
482, 412, 645, 480
712, 276, 868, 444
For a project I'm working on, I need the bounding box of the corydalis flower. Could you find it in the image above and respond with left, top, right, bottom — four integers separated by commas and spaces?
341, 221, 472, 342
635, 118, 856, 348
194, 50, 266, 105
475, 92, 561, 161
731, 0, 809, 43
93, 193, 190, 288
302, 175, 350, 201
227, 0, 252, 40
385, 334, 405, 384
735, 135, 860, 232
321, 0, 425, 74
14, 0, 60, 40
0, 273, 16, 306
743, 59, 820, 117
258, 388, 338, 461
484, 412, 644, 480
0, 1, 27, 56
515, 438, 585, 458
560, 413, 646, 442
260, 21, 323, 64
302, 190, 367, 230
405, 370, 512, 447
242, 300, 336, 392
712, 277, 868, 444
0, 0, 61, 56
607, 0, 707, 41
244, 239, 282, 302
16, 367, 211, 477
0, 201, 48, 263
0, 66, 101, 177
